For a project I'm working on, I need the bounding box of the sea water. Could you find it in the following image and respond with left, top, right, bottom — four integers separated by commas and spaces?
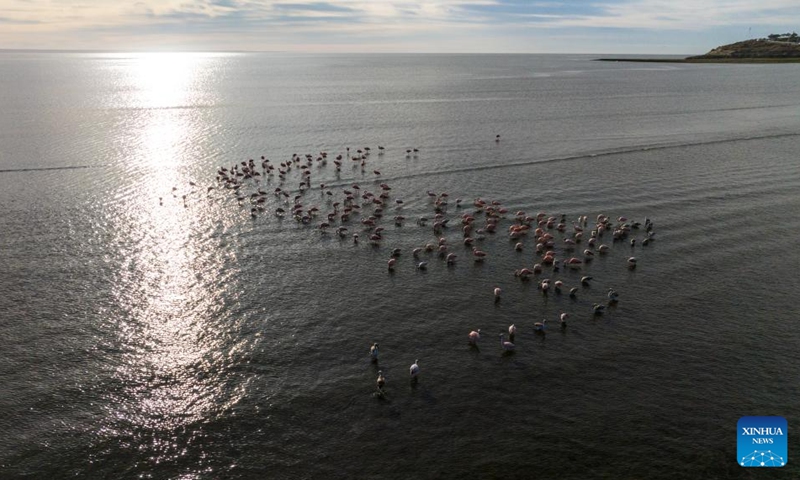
1, 52, 799, 479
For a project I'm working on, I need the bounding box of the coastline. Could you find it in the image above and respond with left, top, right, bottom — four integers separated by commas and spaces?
596, 57, 800, 63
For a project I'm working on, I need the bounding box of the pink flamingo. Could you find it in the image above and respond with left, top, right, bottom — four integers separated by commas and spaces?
468, 329, 481, 345
499, 334, 515, 351
566, 257, 583, 269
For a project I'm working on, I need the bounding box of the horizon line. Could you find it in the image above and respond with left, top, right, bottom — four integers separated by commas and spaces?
0, 48, 695, 56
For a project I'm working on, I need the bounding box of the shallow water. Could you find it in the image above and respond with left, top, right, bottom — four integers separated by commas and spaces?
1, 52, 799, 479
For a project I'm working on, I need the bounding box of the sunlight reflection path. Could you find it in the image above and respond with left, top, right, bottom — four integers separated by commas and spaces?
99, 53, 249, 466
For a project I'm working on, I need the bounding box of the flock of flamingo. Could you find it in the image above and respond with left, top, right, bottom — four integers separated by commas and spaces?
181, 140, 657, 396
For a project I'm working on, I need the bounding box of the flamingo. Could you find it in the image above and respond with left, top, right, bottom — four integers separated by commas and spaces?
581, 276, 593, 286
370, 343, 379, 362
593, 304, 606, 315
416, 261, 428, 270
515, 268, 533, 278
569, 287, 578, 298
628, 257, 637, 268
559, 313, 568, 328
410, 359, 420, 380
494, 287, 502, 301
472, 247, 487, 261
376, 371, 385, 390
499, 334, 515, 351
387, 258, 396, 270
534, 319, 547, 333
446, 253, 457, 265
566, 257, 583, 268
608, 288, 619, 303
468, 329, 481, 345
508, 324, 517, 340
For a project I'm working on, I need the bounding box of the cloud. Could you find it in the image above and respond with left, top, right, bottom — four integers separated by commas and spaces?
542, 0, 800, 29
1, 0, 799, 51
0, 16, 41, 25
272, 2, 357, 13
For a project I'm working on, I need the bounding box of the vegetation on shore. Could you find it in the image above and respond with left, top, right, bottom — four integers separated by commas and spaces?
598, 32, 800, 63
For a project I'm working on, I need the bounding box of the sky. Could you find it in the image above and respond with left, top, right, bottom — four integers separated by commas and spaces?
1, 0, 799, 54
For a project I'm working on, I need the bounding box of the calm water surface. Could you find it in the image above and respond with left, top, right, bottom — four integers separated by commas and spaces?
1, 53, 799, 479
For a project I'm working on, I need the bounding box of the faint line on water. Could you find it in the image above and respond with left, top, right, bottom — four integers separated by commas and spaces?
339, 131, 800, 186
301, 130, 800, 196
0, 164, 106, 174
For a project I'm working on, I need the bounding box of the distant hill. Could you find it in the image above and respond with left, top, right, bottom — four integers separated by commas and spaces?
597, 36, 800, 63
687, 39, 800, 60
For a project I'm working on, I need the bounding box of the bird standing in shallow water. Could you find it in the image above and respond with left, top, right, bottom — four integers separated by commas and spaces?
376, 371, 385, 390
468, 329, 481, 345
370, 343, 379, 363
608, 288, 619, 303
410, 360, 420, 381
499, 334, 515, 352
593, 304, 606, 315
534, 319, 547, 333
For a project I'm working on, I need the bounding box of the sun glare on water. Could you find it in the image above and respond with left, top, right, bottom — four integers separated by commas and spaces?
132, 52, 204, 109
102, 52, 244, 458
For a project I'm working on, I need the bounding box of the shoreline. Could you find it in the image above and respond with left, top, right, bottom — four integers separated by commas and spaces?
596, 57, 800, 64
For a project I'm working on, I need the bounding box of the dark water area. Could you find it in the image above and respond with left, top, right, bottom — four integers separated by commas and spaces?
1, 52, 799, 479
